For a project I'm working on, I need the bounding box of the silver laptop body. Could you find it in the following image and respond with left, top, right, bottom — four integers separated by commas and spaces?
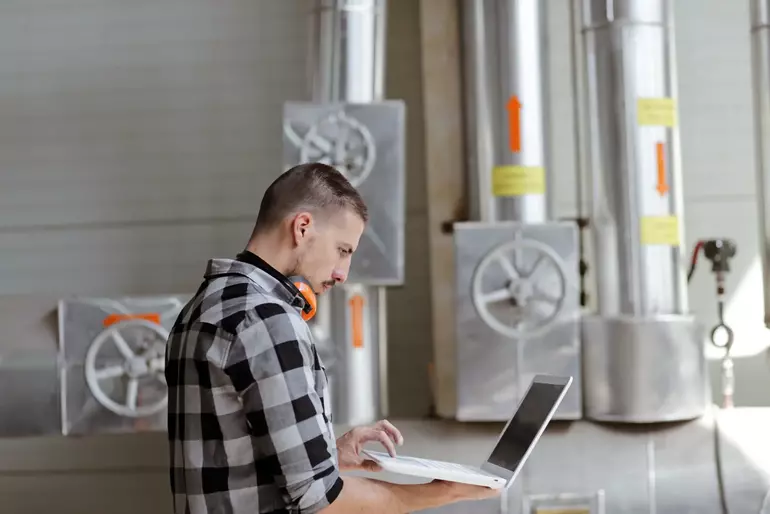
363, 374, 573, 489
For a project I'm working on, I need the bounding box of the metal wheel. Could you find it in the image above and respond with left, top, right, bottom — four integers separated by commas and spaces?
471, 235, 568, 339
292, 110, 376, 188
84, 318, 169, 418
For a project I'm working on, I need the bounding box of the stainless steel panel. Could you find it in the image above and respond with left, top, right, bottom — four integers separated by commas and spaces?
282, 101, 406, 285
506, 409, 770, 514
751, 0, 770, 328
345, 411, 770, 513
310, 284, 385, 426
0, 295, 62, 437
59, 295, 187, 435
580, 0, 687, 317
454, 221, 581, 421
582, 315, 708, 422
0, 363, 60, 438
462, 0, 551, 223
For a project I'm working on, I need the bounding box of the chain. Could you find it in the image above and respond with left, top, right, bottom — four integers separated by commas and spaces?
709, 271, 735, 409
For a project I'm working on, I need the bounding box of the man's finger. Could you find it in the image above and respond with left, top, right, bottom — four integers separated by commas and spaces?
370, 428, 398, 457
376, 419, 404, 446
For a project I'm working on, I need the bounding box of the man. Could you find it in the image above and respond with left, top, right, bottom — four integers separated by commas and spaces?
165, 162, 498, 513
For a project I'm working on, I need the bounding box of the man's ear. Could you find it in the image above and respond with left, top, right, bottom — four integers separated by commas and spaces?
292, 212, 313, 245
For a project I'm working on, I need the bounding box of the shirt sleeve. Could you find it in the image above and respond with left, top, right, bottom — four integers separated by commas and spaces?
223, 302, 343, 513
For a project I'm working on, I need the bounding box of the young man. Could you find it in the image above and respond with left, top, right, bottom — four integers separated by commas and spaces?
165, 162, 499, 513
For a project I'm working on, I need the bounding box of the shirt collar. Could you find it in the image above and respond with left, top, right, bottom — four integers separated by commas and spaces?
203, 251, 307, 311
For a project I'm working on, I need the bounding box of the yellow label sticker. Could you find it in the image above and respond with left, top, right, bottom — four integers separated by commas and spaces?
637, 97, 677, 127
535, 510, 590, 514
492, 165, 545, 196
640, 215, 680, 246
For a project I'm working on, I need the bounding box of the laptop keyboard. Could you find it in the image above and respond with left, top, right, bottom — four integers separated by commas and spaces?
373, 452, 482, 473
413, 458, 476, 472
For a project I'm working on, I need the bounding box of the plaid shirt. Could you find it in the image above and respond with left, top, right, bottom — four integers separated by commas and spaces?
165, 252, 343, 514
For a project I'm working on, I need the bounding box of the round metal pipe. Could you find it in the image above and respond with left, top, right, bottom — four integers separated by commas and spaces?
309, 0, 386, 103
578, 0, 706, 423
580, 0, 687, 316
306, 0, 388, 427
462, 0, 551, 223
750, 0, 770, 328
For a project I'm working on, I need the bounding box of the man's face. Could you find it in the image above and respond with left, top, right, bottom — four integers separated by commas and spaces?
291, 208, 365, 294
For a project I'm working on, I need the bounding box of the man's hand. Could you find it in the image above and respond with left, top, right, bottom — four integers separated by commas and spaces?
336, 419, 404, 472
433, 481, 502, 503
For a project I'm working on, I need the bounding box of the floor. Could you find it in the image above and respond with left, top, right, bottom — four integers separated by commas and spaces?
0, 418, 508, 514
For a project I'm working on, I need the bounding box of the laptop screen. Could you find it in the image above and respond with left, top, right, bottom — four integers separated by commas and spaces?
485, 379, 567, 473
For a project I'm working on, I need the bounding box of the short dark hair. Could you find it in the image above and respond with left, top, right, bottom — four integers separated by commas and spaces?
254, 162, 368, 232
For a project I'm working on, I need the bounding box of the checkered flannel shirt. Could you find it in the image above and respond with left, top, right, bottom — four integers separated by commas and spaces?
165, 252, 342, 514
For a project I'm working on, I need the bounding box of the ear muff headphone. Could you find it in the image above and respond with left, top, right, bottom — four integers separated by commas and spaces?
289, 276, 317, 322
232, 252, 318, 321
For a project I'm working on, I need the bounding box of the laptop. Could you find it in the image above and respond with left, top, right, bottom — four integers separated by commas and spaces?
362, 374, 572, 489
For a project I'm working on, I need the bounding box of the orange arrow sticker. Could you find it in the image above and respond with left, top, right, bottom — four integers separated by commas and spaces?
349, 294, 365, 349
507, 95, 521, 153
102, 313, 161, 327
656, 142, 668, 196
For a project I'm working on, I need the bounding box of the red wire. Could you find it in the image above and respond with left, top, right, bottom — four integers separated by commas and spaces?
687, 240, 704, 283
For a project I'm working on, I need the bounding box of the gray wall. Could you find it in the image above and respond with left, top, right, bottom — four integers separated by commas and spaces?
0, 0, 309, 295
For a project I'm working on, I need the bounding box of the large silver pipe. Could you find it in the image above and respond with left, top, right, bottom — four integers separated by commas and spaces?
307, 0, 388, 426
582, 0, 687, 317
310, 0, 386, 103
751, 0, 770, 329
579, 0, 707, 423
462, 0, 551, 223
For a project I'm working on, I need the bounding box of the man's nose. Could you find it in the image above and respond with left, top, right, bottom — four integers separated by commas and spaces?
332, 268, 347, 283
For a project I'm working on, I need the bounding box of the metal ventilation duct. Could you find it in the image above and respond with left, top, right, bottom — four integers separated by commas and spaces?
751, 0, 770, 329
580, 0, 687, 318
454, 0, 582, 422
578, 0, 708, 422
306, 0, 389, 426
463, 0, 551, 223
310, 0, 386, 103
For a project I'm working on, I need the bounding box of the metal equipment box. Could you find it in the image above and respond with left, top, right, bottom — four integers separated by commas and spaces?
454, 221, 582, 421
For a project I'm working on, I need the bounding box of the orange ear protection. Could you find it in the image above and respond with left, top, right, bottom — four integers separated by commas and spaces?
232, 252, 317, 321
291, 277, 317, 322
